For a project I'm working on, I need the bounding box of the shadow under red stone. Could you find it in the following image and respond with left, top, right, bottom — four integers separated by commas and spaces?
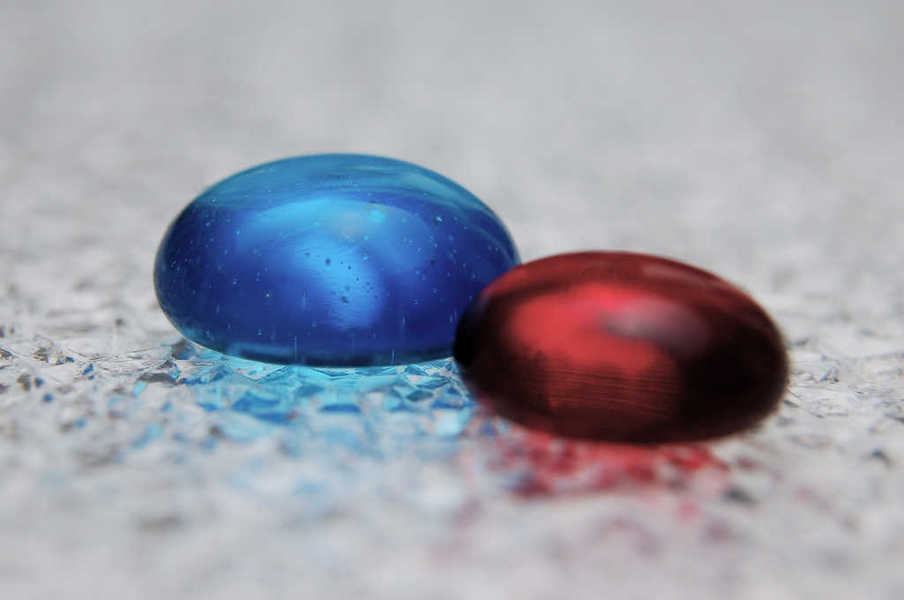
476, 425, 729, 499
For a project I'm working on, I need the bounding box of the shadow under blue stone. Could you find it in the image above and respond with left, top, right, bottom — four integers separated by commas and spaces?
172, 339, 476, 454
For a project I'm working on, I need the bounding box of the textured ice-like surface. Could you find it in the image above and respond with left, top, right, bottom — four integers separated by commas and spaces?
2, 1, 904, 598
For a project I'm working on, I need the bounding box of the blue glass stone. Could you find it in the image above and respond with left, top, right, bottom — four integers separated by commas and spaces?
154, 154, 520, 366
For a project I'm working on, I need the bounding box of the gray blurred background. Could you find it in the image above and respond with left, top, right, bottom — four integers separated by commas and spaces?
1, 1, 903, 598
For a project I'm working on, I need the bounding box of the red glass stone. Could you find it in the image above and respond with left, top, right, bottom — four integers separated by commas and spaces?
453, 251, 788, 443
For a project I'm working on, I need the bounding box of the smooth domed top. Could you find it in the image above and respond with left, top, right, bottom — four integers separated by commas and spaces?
154, 154, 520, 365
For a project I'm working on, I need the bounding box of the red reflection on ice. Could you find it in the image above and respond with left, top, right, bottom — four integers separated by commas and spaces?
485, 428, 727, 498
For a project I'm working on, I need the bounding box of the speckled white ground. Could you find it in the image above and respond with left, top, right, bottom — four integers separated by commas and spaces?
1, 1, 903, 598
